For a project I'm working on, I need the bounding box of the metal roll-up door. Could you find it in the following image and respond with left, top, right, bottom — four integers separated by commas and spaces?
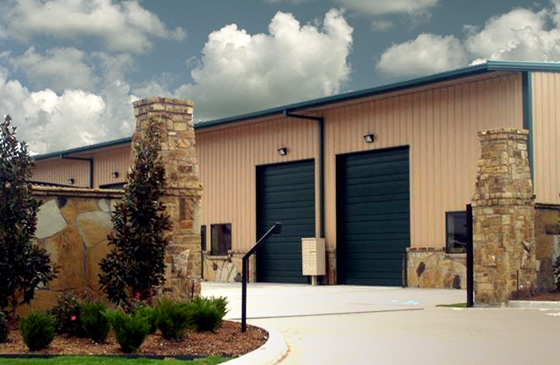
337, 147, 410, 286
256, 160, 315, 283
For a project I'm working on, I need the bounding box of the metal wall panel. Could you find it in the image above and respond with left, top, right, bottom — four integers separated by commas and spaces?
323, 73, 523, 250
532, 72, 560, 204
197, 118, 318, 252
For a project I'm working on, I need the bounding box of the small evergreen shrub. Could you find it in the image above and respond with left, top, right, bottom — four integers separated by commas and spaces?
80, 301, 110, 343
19, 312, 55, 351
132, 305, 157, 335
189, 297, 228, 332
0, 311, 8, 343
48, 292, 85, 336
155, 299, 193, 340
106, 309, 150, 353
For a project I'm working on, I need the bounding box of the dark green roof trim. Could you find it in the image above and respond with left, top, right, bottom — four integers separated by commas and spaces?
33, 136, 132, 161
33, 60, 560, 160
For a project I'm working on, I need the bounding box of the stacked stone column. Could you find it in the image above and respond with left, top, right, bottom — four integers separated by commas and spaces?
472, 128, 536, 305
132, 97, 203, 299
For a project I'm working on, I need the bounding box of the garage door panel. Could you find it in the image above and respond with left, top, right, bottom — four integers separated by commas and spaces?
257, 160, 315, 283
338, 147, 410, 286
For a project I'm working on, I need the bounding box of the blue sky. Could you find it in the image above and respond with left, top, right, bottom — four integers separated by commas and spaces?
0, 0, 556, 153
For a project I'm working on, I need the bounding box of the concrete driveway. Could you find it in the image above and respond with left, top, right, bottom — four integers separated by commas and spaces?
202, 283, 559, 364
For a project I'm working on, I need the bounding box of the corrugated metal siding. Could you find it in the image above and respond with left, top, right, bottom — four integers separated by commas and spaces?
323, 73, 523, 250
31, 159, 91, 187
93, 147, 130, 188
532, 72, 560, 204
197, 118, 318, 251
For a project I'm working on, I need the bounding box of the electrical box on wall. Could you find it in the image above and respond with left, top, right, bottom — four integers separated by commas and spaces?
301, 238, 326, 276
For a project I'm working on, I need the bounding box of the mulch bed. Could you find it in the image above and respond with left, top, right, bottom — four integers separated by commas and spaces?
0, 320, 268, 358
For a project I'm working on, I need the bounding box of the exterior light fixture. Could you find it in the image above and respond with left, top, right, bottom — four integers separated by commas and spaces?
112, 171, 119, 179
363, 134, 375, 143
277, 147, 288, 156
67, 178, 75, 185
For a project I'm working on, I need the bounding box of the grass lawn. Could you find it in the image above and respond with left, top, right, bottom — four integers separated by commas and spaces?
0, 356, 230, 365
436, 303, 467, 308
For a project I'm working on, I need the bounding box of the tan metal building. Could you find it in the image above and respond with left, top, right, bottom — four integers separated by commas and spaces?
32, 61, 560, 288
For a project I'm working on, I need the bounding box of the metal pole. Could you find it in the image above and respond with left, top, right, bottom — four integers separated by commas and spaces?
466, 204, 474, 307
241, 257, 248, 332
241, 222, 282, 333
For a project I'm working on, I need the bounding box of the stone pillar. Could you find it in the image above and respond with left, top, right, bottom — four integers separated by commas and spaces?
472, 128, 536, 305
133, 97, 203, 299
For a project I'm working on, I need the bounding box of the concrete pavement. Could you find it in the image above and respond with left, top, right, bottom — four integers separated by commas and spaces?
203, 283, 560, 364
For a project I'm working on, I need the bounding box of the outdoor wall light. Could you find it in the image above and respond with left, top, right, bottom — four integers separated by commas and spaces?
67, 178, 75, 185
363, 134, 375, 143
112, 171, 119, 179
277, 147, 288, 156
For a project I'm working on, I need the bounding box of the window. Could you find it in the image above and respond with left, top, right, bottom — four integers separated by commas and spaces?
211, 224, 231, 256
99, 183, 126, 189
446, 211, 467, 254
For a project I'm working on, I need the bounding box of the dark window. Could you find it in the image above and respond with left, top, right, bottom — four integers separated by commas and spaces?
201, 225, 207, 251
211, 224, 231, 256
446, 211, 467, 254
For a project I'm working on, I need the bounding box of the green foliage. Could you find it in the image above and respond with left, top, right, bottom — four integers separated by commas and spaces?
154, 299, 194, 340
48, 292, 86, 336
80, 301, 110, 343
99, 119, 171, 306
131, 304, 157, 335
105, 309, 150, 353
0, 311, 8, 343
554, 256, 560, 291
0, 115, 56, 319
188, 297, 228, 332
19, 312, 55, 351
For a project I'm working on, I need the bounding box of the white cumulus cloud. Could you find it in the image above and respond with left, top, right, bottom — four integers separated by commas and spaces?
375, 1, 560, 78
175, 8, 353, 121
0, 67, 134, 154
2, 0, 186, 53
11, 46, 98, 92
377, 34, 468, 77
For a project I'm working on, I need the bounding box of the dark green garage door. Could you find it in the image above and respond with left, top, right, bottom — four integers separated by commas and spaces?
337, 147, 410, 286
256, 160, 315, 283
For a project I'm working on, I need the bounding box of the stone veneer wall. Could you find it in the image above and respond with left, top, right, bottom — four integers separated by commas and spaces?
472, 128, 536, 305
534, 204, 560, 291
133, 97, 203, 299
28, 186, 123, 312
407, 249, 466, 289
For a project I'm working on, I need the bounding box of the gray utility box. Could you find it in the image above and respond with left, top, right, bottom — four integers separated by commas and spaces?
301, 237, 326, 276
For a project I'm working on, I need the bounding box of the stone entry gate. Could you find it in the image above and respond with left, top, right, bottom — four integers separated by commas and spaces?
472, 128, 536, 305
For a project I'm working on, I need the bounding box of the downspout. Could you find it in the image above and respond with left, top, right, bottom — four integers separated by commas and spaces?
283, 110, 324, 239
61, 154, 94, 189
522, 71, 534, 182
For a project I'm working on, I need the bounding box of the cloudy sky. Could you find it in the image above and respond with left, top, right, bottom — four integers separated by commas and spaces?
0, 0, 558, 153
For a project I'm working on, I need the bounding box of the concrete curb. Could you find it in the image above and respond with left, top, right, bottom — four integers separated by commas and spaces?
223, 324, 288, 365
508, 300, 560, 309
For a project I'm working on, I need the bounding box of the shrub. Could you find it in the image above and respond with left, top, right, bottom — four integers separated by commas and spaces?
132, 305, 157, 335
0, 311, 8, 343
48, 292, 85, 336
106, 309, 150, 353
0, 115, 56, 320
19, 312, 55, 351
154, 299, 193, 340
189, 297, 228, 332
80, 301, 110, 343
99, 119, 171, 306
